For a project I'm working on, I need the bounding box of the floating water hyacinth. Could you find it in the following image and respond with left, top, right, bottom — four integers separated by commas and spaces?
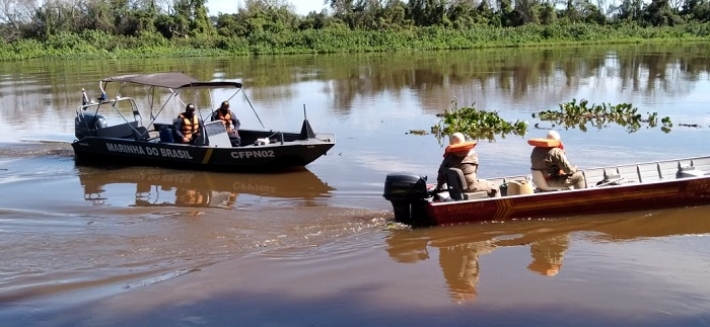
421, 99, 681, 143
431, 102, 528, 142
533, 99, 673, 133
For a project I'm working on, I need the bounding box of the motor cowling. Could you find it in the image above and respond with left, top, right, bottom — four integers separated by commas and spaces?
383, 173, 433, 227
383, 173, 429, 201
75, 112, 107, 140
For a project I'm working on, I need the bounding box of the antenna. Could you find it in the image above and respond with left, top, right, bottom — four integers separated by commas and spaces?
299, 103, 315, 139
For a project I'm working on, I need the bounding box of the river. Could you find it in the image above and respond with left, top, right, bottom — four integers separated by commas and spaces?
1, 43, 710, 326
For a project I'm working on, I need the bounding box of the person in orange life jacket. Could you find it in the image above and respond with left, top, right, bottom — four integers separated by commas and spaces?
529, 130, 586, 189
435, 132, 498, 197
211, 101, 241, 147
174, 103, 203, 144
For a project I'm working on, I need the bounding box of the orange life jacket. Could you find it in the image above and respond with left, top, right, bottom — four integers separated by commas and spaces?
179, 113, 199, 139
443, 141, 477, 157
216, 110, 233, 130
527, 138, 561, 148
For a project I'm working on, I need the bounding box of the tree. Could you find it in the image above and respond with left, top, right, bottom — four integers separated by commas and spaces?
614, 0, 644, 21
0, 0, 36, 40
681, 0, 710, 20
191, 0, 215, 35
82, 0, 115, 33
643, 0, 682, 25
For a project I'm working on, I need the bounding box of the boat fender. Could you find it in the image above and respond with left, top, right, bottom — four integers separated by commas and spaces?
255, 138, 270, 146
527, 138, 561, 148
444, 141, 477, 156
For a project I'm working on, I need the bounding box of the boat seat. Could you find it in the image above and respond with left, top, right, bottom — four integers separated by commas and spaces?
203, 120, 233, 148
96, 121, 139, 139
445, 168, 489, 201
159, 125, 175, 143
531, 170, 570, 192
133, 126, 149, 141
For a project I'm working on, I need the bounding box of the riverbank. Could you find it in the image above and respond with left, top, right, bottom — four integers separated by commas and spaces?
2, 23, 710, 61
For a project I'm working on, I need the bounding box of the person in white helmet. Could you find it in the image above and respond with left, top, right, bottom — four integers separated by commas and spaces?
435, 132, 497, 197
529, 130, 586, 189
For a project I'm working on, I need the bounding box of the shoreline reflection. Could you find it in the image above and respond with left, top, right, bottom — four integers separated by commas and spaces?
79, 167, 334, 208
386, 206, 710, 303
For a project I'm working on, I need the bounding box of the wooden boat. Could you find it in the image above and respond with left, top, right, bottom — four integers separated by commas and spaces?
71, 73, 336, 172
79, 167, 334, 208
383, 155, 710, 227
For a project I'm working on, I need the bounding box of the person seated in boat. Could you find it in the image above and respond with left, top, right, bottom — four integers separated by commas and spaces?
529, 130, 586, 189
174, 103, 203, 144
211, 101, 241, 147
435, 132, 498, 197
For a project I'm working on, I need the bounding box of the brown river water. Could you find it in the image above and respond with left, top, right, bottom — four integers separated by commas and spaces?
1, 44, 710, 326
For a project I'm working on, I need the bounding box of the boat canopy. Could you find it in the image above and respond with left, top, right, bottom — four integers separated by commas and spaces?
101, 72, 242, 90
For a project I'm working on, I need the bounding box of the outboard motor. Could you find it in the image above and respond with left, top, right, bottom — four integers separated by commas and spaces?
383, 173, 433, 227
75, 112, 107, 140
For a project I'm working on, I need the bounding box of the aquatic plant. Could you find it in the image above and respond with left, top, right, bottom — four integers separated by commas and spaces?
532, 99, 673, 133
407, 129, 428, 135
431, 103, 528, 142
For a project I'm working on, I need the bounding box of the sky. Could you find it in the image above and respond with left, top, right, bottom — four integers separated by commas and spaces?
207, 0, 328, 16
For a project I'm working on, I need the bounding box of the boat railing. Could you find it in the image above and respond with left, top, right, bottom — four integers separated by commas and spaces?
583, 156, 710, 188
76, 96, 150, 141
479, 156, 710, 198
691, 157, 710, 171
658, 161, 682, 179
261, 131, 284, 145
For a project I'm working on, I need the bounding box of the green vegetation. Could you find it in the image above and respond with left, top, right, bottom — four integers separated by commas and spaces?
407, 129, 428, 135
533, 99, 674, 133
430, 98, 680, 141
3, 0, 710, 60
431, 104, 528, 142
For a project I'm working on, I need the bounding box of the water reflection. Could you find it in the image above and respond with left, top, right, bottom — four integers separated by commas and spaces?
386, 206, 710, 303
525, 235, 568, 277
79, 167, 334, 208
2, 43, 710, 127
322, 44, 710, 113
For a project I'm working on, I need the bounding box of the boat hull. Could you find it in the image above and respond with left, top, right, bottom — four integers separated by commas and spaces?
384, 155, 710, 227
427, 176, 710, 226
72, 136, 335, 172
